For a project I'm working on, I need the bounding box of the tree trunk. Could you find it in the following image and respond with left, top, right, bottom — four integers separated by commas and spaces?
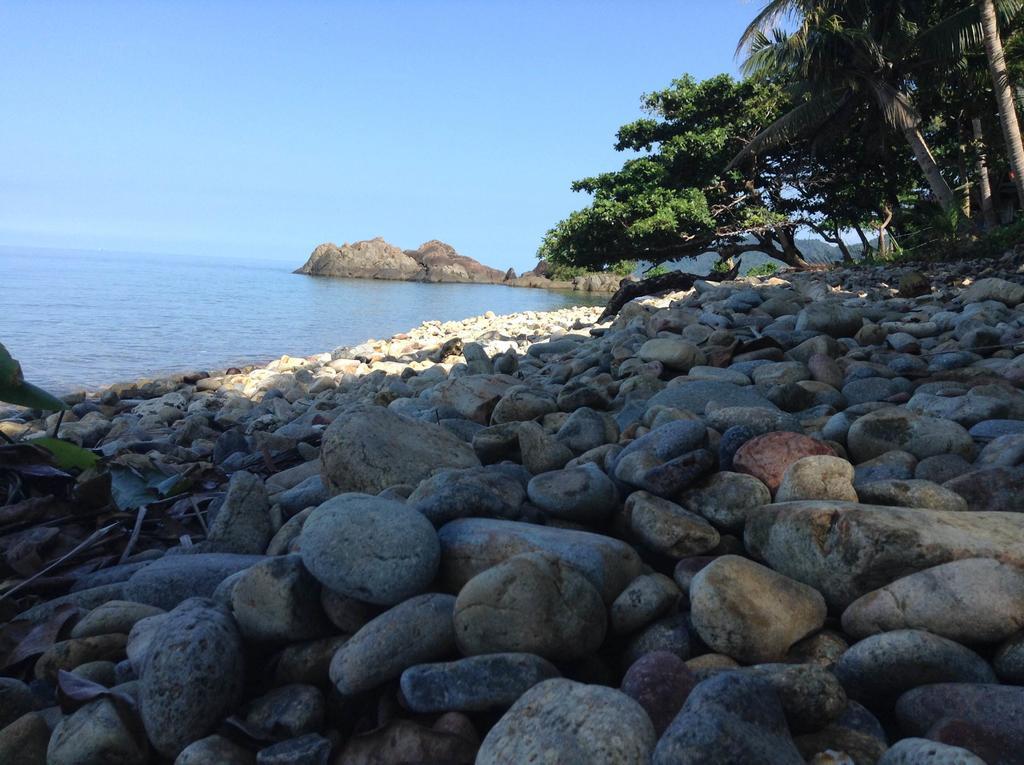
902, 126, 961, 215
877, 204, 894, 258
978, 0, 1024, 209
973, 117, 999, 229
597, 262, 740, 322
854, 225, 874, 258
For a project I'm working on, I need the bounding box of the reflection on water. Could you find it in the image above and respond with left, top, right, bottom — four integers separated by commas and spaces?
1, 246, 605, 392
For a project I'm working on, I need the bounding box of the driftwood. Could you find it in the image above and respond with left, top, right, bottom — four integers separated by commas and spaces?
598, 261, 741, 322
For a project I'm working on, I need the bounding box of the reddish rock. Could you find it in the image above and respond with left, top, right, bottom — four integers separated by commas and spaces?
620, 651, 697, 736
732, 432, 836, 493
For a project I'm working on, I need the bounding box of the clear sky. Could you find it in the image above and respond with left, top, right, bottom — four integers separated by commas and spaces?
0, 1, 754, 272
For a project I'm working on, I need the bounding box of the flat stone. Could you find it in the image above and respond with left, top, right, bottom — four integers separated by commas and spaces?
437, 518, 642, 604
625, 491, 719, 557
855, 479, 968, 511
125, 553, 264, 610
847, 407, 975, 463
231, 555, 332, 643
70, 600, 165, 639
205, 470, 272, 554
400, 653, 560, 713
477, 678, 656, 765
746, 501, 1024, 608
329, 593, 456, 695
647, 380, 776, 414
320, 405, 480, 495
47, 697, 148, 765
834, 629, 996, 710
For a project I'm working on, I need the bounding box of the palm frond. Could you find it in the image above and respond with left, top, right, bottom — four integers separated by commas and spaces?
867, 80, 921, 131
726, 91, 844, 170
736, 0, 803, 57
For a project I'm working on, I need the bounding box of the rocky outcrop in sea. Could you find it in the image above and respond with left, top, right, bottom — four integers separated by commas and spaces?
295, 237, 625, 291
4, 250, 1024, 762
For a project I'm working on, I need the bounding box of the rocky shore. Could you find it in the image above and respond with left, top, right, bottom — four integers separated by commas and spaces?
295, 237, 624, 292
4, 252, 1024, 763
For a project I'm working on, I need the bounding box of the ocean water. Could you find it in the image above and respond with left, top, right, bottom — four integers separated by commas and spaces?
1, 246, 605, 394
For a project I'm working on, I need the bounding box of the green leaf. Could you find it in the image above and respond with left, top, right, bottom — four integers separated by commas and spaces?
0, 343, 67, 412
31, 438, 100, 471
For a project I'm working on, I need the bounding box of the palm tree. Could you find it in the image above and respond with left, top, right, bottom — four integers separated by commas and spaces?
978, 0, 1024, 206
734, 1, 962, 217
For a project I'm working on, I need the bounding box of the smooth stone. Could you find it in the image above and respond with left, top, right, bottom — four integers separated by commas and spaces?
620, 651, 697, 736
895, 683, 1024, 764
70, 601, 165, 639
705, 407, 801, 436
690, 555, 826, 663
555, 407, 620, 455
853, 450, 918, 484
400, 653, 560, 713
732, 431, 836, 493
718, 425, 757, 471
846, 407, 975, 463
34, 634, 128, 683
995, 631, 1024, 683
841, 558, 1024, 643
834, 629, 996, 710
915, 453, 974, 483
139, 599, 244, 758
320, 405, 480, 494
622, 612, 691, 666
47, 697, 148, 765
517, 420, 575, 473
0, 679, 35, 731
0, 712, 50, 765
746, 663, 848, 733
613, 419, 708, 469
272, 474, 327, 517
453, 552, 606, 661
943, 466, 1024, 512
335, 717, 478, 764
526, 464, 619, 524
960, 277, 1024, 305
679, 471, 771, 531
299, 493, 439, 606
256, 733, 331, 765
638, 337, 704, 371
437, 517, 642, 604
407, 464, 528, 526
244, 684, 324, 739
625, 491, 719, 557
976, 433, 1024, 467
477, 678, 656, 765
877, 737, 986, 765
124, 553, 265, 610
329, 593, 456, 695
610, 574, 679, 635
855, 479, 968, 511
205, 470, 273, 554
746, 501, 1024, 608
490, 385, 557, 424
969, 419, 1024, 439
230, 555, 331, 643
175, 735, 255, 764
774, 455, 857, 502
647, 380, 777, 414
795, 303, 863, 338
652, 672, 803, 765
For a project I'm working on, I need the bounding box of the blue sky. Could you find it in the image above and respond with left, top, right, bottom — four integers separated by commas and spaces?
0, 1, 754, 272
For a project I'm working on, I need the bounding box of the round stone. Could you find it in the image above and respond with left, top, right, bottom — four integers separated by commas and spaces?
526, 464, 619, 524
477, 678, 656, 765
620, 651, 697, 736
679, 471, 771, 531
846, 407, 975, 463
774, 455, 857, 502
299, 493, 440, 606
453, 552, 607, 662
625, 491, 720, 557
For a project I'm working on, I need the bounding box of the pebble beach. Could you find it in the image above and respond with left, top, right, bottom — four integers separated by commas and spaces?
4, 253, 1024, 763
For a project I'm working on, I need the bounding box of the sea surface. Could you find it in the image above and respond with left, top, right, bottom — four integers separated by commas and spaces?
1, 246, 605, 394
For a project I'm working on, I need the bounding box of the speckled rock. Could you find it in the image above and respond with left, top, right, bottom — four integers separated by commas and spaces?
400, 653, 560, 713
679, 471, 771, 531
477, 679, 656, 765
774, 455, 857, 502
733, 432, 836, 493
625, 491, 719, 557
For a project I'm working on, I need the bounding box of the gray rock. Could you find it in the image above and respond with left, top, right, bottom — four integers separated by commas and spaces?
0, 678, 37, 730
639, 337, 704, 371
320, 405, 480, 494
610, 573, 678, 635
407, 464, 528, 526
437, 517, 642, 604
244, 684, 324, 739
139, 599, 245, 758
915, 453, 974, 483
690, 555, 826, 663
300, 493, 439, 606
647, 380, 776, 414
995, 631, 1024, 683
746, 501, 1024, 608
453, 552, 606, 661
256, 733, 331, 765
526, 464, 618, 524
478, 678, 656, 765
555, 407, 619, 454
231, 555, 331, 643
854, 450, 919, 484
622, 612, 691, 665
745, 663, 847, 733
944, 466, 1024, 512
877, 737, 986, 765
834, 629, 996, 710
47, 697, 149, 765
841, 557, 1024, 643
205, 470, 273, 554
516, 420, 575, 473
679, 471, 771, 531
329, 593, 456, 695
400, 653, 560, 713
855, 478, 968, 511
652, 672, 803, 765
960, 276, 1024, 305
271, 475, 327, 517
847, 408, 975, 463
125, 553, 264, 610
71, 600, 165, 639
175, 735, 255, 764
625, 490, 719, 557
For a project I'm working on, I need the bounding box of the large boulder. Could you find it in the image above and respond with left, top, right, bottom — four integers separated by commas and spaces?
320, 406, 480, 494
295, 238, 423, 280
746, 501, 1024, 608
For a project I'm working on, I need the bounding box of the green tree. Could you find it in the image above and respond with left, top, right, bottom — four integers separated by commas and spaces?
539, 74, 813, 271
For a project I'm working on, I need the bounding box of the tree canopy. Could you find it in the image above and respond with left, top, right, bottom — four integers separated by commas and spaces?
541, 0, 1024, 272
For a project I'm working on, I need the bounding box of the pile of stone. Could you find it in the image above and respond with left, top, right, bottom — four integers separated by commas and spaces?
4, 251, 1024, 763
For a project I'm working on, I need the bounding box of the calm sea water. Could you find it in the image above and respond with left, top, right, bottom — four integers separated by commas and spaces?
1, 246, 605, 394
